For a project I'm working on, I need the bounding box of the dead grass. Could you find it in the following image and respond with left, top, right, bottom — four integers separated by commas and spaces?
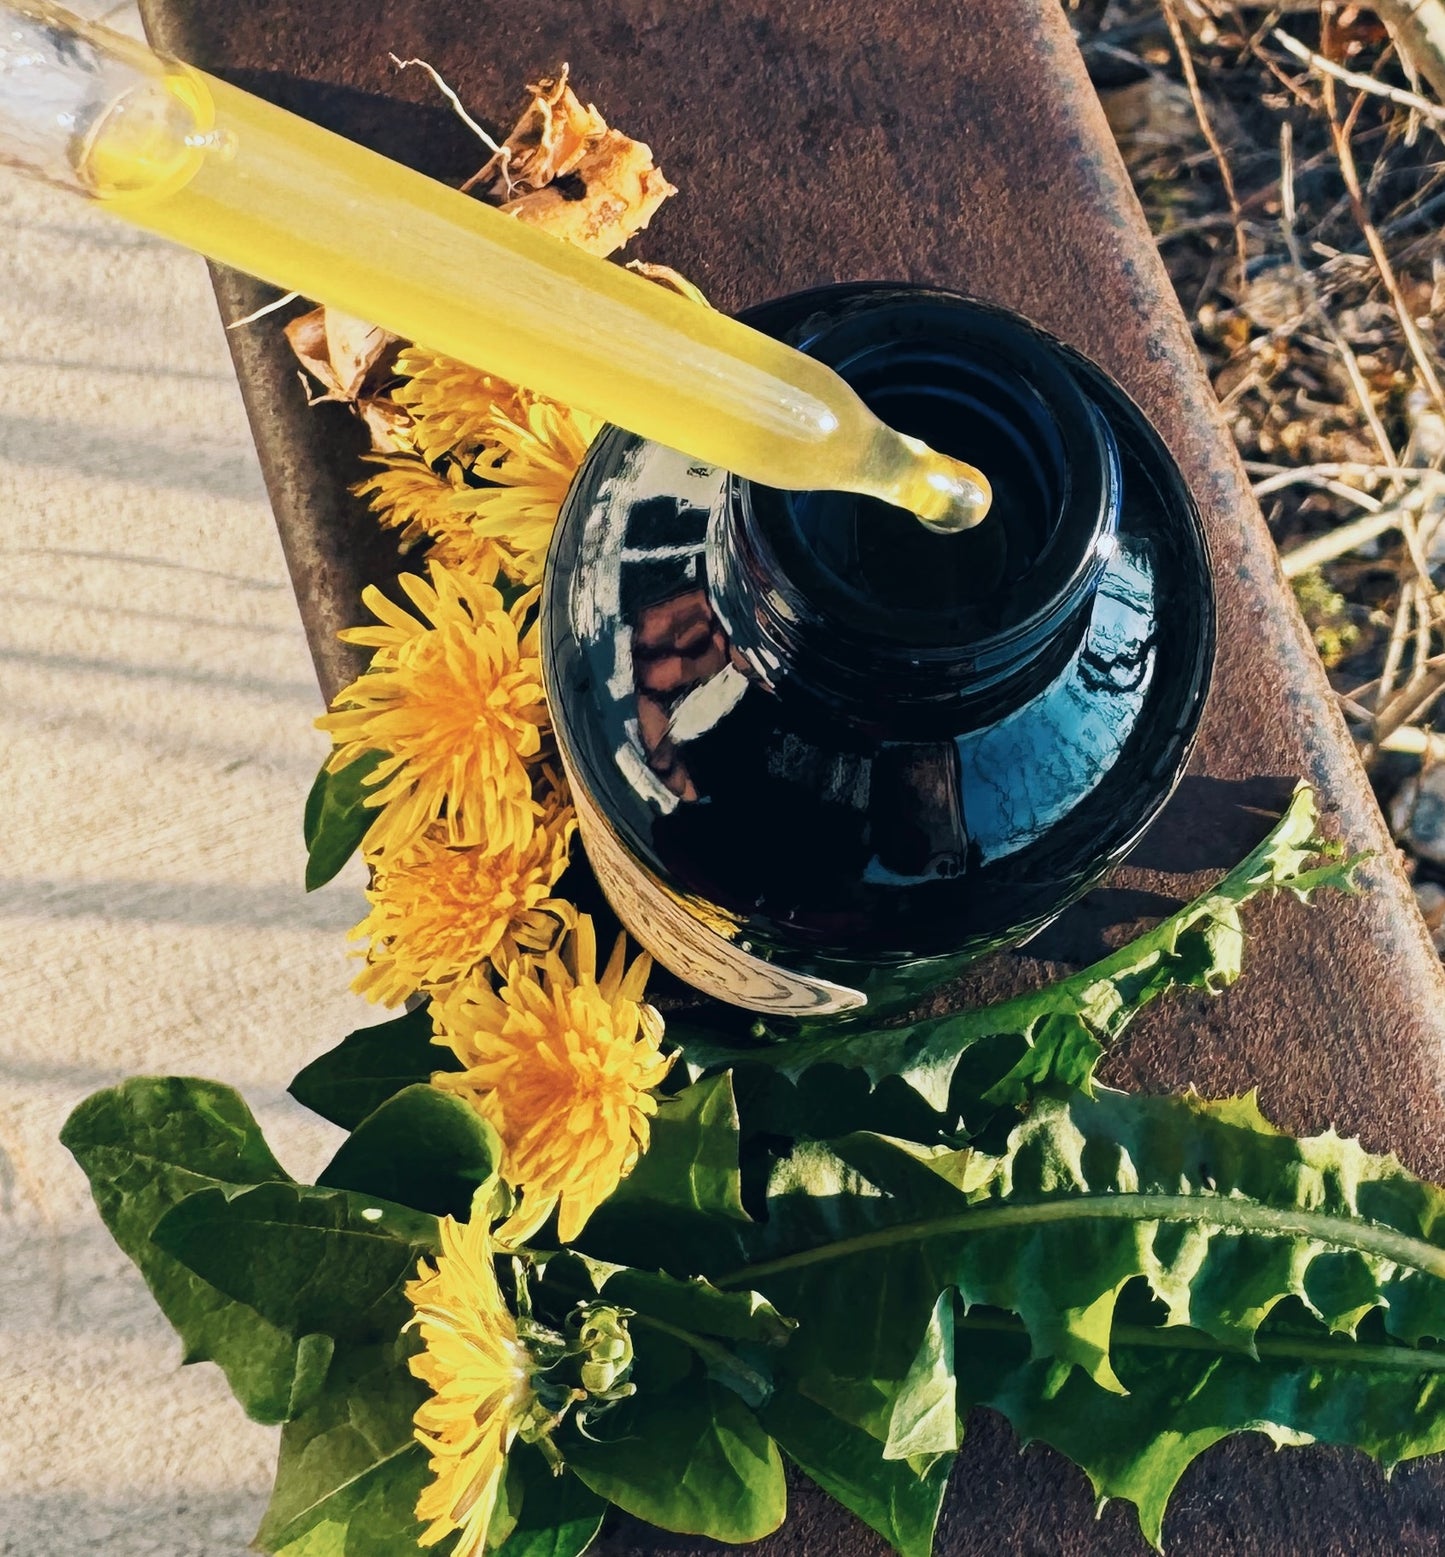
1073, 0, 1445, 942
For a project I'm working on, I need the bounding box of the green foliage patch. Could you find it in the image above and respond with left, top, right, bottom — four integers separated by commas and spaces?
68, 786, 1445, 1555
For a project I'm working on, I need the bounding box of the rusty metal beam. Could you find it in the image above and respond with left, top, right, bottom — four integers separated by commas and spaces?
134, 1, 1445, 1550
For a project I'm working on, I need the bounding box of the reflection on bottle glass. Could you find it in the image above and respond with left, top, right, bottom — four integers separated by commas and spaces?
542, 286, 1214, 1021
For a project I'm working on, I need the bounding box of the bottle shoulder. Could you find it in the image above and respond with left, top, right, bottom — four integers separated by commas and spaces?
542, 420, 1209, 966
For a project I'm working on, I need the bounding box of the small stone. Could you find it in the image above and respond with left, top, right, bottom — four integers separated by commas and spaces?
1238, 266, 1309, 331
1418, 882, 1445, 957
1391, 767, 1445, 867
1407, 386, 1445, 466
1100, 77, 1197, 161
1414, 881, 1445, 929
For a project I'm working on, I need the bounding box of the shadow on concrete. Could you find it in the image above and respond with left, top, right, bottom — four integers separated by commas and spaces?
0, 645, 316, 703
0, 876, 362, 932
0, 412, 265, 501
5, 546, 286, 590
0, 587, 298, 637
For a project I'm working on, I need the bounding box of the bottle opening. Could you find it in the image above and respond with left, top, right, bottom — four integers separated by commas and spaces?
739, 294, 1114, 653
721, 292, 1122, 721
782, 361, 1062, 639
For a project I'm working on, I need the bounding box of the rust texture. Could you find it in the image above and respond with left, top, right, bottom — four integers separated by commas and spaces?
135, 1, 1445, 1551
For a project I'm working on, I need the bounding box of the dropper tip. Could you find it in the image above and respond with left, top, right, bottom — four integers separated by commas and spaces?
914, 456, 993, 535
888, 431, 992, 533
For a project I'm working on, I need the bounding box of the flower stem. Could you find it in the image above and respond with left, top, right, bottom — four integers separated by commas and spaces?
960, 1307, 1445, 1373
716, 1192, 1445, 1288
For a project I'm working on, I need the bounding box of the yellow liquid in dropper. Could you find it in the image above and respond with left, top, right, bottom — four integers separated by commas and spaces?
76, 66, 991, 532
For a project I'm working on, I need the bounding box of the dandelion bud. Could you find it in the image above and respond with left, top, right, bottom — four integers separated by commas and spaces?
572, 1303, 635, 1397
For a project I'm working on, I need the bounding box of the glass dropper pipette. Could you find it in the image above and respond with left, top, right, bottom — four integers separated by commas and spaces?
0, 2, 992, 533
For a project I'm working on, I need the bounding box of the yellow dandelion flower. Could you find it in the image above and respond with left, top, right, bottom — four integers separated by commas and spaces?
351, 799, 577, 1007
392, 347, 525, 464
407, 1213, 537, 1557
439, 399, 604, 586
353, 455, 503, 577
317, 564, 548, 859
432, 916, 671, 1243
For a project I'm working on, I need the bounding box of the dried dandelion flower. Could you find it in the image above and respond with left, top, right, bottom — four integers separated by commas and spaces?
391, 347, 525, 464
317, 565, 547, 860
498, 133, 676, 256
465, 66, 676, 258
356, 397, 417, 456
407, 1214, 538, 1557
437, 398, 604, 585
284, 304, 397, 402
283, 305, 413, 453
432, 916, 671, 1243
284, 66, 676, 468
351, 797, 576, 1007
467, 66, 607, 198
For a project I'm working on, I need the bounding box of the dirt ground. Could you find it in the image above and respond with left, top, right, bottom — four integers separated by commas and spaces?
1073, 0, 1445, 946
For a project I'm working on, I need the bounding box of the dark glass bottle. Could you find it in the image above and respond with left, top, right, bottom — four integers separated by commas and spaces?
541, 284, 1214, 1020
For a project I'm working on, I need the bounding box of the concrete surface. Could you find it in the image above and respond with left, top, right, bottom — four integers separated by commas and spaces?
0, 6, 375, 1552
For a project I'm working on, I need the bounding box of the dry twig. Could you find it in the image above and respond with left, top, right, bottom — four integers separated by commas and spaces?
1270, 26, 1445, 126
1374, 651, 1445, 739
1248, 461, 1445, 491
1375, 0, 1445, 107
1253, 466, 1387, 508
1161, 0, 1250, 288
1377, 576, 1418, 721
1279, 121, 1402, 468
227, 290, 302, 330
1279, 505, 1413, 573
1380, 723, 1445, 761
389, 55, 505, 156
1319, 42, 1445, 420
1212, 0, 1445, 102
